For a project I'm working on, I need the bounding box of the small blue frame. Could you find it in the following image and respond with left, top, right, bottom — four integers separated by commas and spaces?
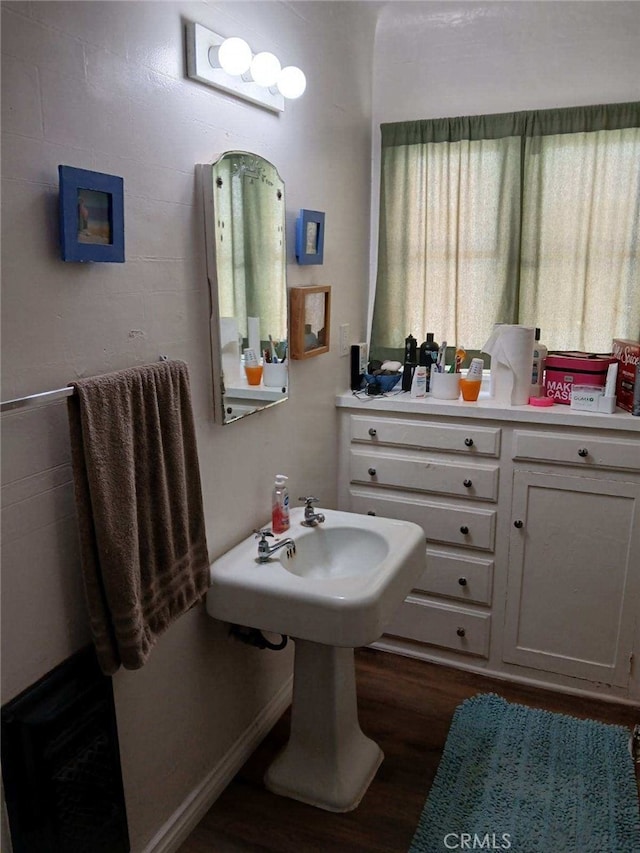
295, 209, 325, 265
58, 165, 124, 263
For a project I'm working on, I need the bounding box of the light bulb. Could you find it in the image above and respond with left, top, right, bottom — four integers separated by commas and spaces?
250, 52, 281, 87
216, 37, 252, 76
277, 66, 306, 99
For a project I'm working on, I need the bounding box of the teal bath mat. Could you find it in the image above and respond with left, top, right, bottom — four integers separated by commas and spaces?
409, 693, 639, 852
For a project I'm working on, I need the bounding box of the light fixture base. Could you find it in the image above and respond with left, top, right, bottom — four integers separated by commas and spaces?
186, 22, 284, 113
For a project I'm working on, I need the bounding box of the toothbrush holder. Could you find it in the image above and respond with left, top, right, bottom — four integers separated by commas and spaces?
263, 361, 288, 388
430, 369, 461, 400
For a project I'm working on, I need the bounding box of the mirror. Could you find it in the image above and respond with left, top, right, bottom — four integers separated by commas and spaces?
199, 152, 288, 424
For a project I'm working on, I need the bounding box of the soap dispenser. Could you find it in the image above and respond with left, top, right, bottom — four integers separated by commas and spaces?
272, 474, 290, 534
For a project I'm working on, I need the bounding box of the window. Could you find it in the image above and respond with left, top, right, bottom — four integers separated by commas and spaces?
370, 102, 640, 361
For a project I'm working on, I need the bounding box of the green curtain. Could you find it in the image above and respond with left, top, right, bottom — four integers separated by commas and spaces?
371, 102, 640, 358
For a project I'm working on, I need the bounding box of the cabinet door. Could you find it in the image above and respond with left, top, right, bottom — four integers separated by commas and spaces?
503, 470, 640, 687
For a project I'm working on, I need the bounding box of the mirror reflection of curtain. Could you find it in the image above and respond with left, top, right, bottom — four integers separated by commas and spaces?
213, 156, 287, 346
213, 158, 246, 330
241, 171, 286, 344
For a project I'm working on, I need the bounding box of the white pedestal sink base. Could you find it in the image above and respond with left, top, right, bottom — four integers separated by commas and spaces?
264, 640, 383, 812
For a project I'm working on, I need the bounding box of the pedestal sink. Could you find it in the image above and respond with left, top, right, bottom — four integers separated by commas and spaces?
206, 507, 425, 812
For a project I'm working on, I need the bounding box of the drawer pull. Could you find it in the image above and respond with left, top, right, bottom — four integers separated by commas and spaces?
464, 437, 474, 447
458, 577, 468, 586
368, 467, 377, 477
367, 511, 376, 516
456, 627, 466, 638
578, 448, 589, 458
463, 479, 473, 488
368, 428, 377, 437
460, 525, 469, 535
514, 519, 524, 529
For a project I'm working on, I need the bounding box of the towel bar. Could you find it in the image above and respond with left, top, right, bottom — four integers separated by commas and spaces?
0, 356, 170, 414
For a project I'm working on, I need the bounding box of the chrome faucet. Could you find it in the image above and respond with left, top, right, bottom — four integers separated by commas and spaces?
299, 496, 326, 527
255, 529, 296, 563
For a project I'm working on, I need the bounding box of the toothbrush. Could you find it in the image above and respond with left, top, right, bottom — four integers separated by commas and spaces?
269, 335, 278, 363
449, 347, 466, 373
436, 341, 447, 372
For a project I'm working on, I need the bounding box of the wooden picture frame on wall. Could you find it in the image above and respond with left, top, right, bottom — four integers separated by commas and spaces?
289, 285, 331, 359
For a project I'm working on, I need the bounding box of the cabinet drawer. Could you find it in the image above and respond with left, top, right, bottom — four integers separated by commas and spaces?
349, 489, 496, 552
351, 416, 501, 457
416, 549, 494, 606
349, 449, 499, 502
386, 596, 491, 658
513, 430, 640, 472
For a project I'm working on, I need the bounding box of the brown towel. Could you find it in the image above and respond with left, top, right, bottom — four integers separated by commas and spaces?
67, 360, 210, 675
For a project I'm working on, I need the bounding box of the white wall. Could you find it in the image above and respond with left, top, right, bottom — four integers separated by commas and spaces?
368, 0, 640, 332
0, 1, 378, 849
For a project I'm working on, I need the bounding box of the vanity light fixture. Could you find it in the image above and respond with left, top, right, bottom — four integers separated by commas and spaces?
186, 21, 306, 113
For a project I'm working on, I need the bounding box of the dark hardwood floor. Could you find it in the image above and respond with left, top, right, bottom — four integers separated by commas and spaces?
177, 648, 639, 853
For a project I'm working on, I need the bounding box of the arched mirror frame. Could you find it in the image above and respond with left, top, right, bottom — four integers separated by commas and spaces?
198, 152, 289, 424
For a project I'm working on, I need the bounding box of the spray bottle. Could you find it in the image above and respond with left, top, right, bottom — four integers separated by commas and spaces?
531, 328, 548, 397
272, 474, 290, 534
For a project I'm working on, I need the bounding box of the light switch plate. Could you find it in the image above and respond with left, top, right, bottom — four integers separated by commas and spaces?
339, 324, 350, 357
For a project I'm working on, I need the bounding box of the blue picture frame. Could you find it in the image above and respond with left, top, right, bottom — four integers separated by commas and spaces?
295, 209, 325, 265
58, 166, 124, 263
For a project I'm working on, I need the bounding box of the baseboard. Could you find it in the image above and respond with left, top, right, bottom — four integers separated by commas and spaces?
371, 639, 638, 707
142, 675, 293, 853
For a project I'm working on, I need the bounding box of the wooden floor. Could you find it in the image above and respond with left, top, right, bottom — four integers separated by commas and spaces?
178, 648, 639, 853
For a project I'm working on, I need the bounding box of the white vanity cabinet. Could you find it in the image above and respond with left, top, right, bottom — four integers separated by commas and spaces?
342, 414, 501, 662
503, 431, 640, 689
336, 394, 640, 703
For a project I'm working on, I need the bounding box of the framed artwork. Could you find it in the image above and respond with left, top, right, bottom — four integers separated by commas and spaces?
289, 285, 331, 359
295, 209, 325, 265
58, 166, 125, 262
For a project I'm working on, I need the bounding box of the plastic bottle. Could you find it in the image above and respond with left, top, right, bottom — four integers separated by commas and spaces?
272, 474, 290, 534
410, 364, 427, 397
423, 333, 439, 391
531, 328, 548, 397
401, 334, 417, 391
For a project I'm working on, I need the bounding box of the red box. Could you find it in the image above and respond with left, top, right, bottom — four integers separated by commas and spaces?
543, 352, 617, 405
612, 338, 640, 413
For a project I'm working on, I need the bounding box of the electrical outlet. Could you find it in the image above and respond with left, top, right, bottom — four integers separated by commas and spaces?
339, 324, 350, 357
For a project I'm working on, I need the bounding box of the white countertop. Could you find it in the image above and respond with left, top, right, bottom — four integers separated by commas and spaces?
336, 389, 640, 433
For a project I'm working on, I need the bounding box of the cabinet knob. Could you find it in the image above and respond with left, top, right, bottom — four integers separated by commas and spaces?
367, 511, 376, 516
578, 448, 588, 457
458, 577, 467, 586
460, 525, 469, 535
456, 627, 466, 638
514, 519, 524, 529
463, 479, 473, 488
464, 437, 474, 447
368, 467, 377, 477
368, 428, 377, 437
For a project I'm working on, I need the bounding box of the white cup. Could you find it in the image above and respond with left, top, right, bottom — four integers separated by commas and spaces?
262, 361, 288, 388
430, 369, 461, 400
467, 358, 484, 379
243, 347, 259, 366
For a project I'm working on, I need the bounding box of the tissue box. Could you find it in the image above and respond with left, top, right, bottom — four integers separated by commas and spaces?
612, 338, 640, 413
544, 352, 617, 405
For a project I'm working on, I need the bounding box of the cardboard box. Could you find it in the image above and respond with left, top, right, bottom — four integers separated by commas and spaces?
544, 352, 617, 405
612, 339, 640, 413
